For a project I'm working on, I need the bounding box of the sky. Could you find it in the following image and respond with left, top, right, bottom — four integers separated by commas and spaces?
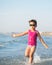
0, 0, 52, 33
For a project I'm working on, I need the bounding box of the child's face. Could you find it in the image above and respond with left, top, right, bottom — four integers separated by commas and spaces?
29, 22, 36, 29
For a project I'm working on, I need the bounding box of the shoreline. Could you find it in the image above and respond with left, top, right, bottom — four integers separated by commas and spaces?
0, 32, 52, 36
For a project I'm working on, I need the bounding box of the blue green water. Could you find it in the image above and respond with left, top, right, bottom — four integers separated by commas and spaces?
0, 33, 52, 65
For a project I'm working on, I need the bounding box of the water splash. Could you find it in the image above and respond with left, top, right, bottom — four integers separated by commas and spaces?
34, 53, 41, 63
34, 53, 52, 63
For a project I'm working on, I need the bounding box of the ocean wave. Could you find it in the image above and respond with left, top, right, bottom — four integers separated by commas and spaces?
0, 44, 5, 49
0, 45, 4, 47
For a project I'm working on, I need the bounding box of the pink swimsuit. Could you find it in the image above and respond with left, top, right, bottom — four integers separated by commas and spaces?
28, 30, 38, 46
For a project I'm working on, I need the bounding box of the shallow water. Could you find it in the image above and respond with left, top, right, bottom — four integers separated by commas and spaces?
0, 33, 52, 65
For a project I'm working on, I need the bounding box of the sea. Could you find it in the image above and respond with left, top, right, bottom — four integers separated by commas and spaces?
0, 33, 52, 65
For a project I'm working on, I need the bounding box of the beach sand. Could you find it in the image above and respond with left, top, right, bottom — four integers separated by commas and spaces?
41, 32, 52, 36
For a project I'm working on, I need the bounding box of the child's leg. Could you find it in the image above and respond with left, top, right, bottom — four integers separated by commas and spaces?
28, 46, 36, 64
25, 46, 31, 57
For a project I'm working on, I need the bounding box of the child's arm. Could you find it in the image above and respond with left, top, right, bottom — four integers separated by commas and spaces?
37, 31, 48, 49
12, 30, 28, 37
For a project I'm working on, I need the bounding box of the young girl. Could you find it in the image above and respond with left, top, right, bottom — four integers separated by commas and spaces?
12, 19, 48, 64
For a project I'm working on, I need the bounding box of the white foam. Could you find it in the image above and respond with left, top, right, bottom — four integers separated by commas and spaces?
34, 53, 41, 63
34, 53, 52, 63
0, 44, 4, 47
41, 58, 52, 62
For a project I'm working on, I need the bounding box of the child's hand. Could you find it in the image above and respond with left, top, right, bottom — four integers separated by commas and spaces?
12, 34, 16, 37
45, 45, 48, 49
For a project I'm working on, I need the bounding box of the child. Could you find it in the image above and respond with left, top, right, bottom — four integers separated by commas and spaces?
12, 19, 48, 64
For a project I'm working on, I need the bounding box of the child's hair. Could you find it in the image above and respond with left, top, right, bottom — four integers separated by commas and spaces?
29, 19, 37, 27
